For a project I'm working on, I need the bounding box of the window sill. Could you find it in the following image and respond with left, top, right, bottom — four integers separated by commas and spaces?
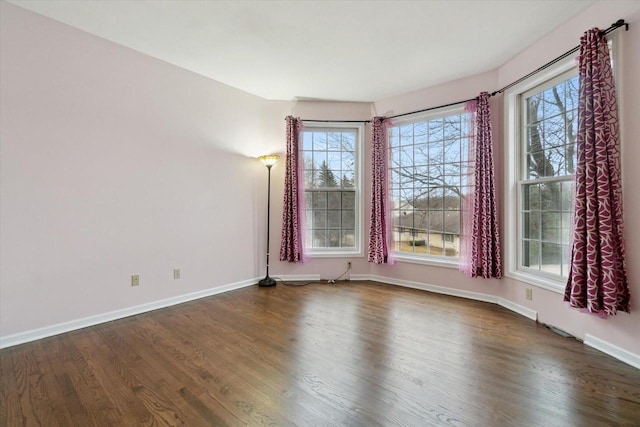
505, 269, 565, 294
391, 253, 459, 269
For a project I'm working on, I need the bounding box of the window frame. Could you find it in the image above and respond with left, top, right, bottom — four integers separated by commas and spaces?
387, 105, 471, 268
504, 54, 579, 292
301, 121, 364, 258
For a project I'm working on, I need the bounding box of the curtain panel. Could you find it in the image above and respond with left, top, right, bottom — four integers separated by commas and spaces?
280, 116, 307, 263
459, 92, 502, 279
564, 28, 629, 316
368, 117, 393, 264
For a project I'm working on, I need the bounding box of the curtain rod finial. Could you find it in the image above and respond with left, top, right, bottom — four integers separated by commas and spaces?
613, 19, 628, 31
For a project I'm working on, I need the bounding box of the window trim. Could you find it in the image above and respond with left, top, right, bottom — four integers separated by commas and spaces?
504, 54, 578, 293
301, 121, 364, 258
388, 104, 469, 268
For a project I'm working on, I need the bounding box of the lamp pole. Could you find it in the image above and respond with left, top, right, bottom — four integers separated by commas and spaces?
258, 155, 278, 287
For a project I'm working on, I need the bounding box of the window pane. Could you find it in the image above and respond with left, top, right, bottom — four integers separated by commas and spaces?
313, 132, 327, 150
342, 210, 355, 229
561, 245, 570, 277
561, 181, 573, 211
341, 151, 355, 171
327, 210, 340, 229
302, 132, 313, 150
523, 183, 540, 210
342, 230, 355, 247
342, 191, 355, 209
444, 211, 460, 237
523, 240, 539, 269
415, 144, 428, 165
541, 212, 561, 243
312, 191, 327, 209
561, 213, 571, 245
328, 230, 340, 247
313, 230, 326, 247
313, 151, 327, 171
540, 182, 561, 210
541, 243, 562, 275
313, 210, 326, 229
429, 119, 443, 140
304, 170, 314, 188
429, 142, 444, 163
327, 192, 341, 209
523, 211, 540, 240
341, 171, 355, 188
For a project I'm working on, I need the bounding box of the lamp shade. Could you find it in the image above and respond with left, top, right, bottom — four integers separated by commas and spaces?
258, 154, 279, 167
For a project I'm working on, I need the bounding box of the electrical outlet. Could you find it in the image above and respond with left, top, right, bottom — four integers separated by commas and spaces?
173, 268, 181, 280
131, 275, 140, 287
526, 288, 533, 301
348, 261, 352, 269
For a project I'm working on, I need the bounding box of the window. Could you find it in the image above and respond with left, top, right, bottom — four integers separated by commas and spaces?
505, 56, 579, 290
388, 107, 472, 264
302, 123, 363, 256
521, 71, 578, 278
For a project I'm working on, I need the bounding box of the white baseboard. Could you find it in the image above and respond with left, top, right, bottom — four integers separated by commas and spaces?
0, 278, 258, 349
585, 334, 640, 370
497, 297, 538, 321
350, 274, 538, 321
272, 274, 321, 282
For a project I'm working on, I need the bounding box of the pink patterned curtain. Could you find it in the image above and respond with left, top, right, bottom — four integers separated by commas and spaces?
368, 117, 393, 264
459, 92, 502, 278
564, 29, 629, 316
280, 116, 307, 263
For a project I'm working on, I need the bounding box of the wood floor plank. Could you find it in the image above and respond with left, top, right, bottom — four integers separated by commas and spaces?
0, 349, 23, 427
61, 336, 123, 426
2, 281, 639, 426
72, 329, 156, 426
37, 337, 95, 427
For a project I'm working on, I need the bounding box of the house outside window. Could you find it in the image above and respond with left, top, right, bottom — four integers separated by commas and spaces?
388, 107, 472, 265
301, 123, 363, 257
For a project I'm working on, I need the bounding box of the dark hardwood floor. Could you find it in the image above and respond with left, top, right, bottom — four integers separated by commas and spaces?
1, 281, 639, 426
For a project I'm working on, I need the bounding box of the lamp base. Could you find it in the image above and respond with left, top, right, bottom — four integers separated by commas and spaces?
258, 276, 277, 287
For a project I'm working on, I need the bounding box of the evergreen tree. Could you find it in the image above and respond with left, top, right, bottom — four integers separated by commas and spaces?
341, 174, 354, 189
318, 161, 338, 188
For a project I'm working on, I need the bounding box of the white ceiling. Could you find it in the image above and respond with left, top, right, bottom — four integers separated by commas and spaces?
8, 0, 595, 102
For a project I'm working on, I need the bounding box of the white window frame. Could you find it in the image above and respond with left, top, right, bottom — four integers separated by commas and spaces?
302, 122, 364, 258
504, 55, 578, 293
388, 105, 470, 269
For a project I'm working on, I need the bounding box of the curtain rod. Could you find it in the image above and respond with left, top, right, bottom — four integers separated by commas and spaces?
385, 97, 476, 120
387, 19, 628, 120
300, 119, 371, 123
292, 19, 627, 124
491, 18, 628, 96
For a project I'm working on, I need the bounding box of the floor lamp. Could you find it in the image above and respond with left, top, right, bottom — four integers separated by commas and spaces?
258, 155, 279, 287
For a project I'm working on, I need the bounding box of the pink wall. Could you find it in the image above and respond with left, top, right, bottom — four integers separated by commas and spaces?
0, 2, 271, 337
